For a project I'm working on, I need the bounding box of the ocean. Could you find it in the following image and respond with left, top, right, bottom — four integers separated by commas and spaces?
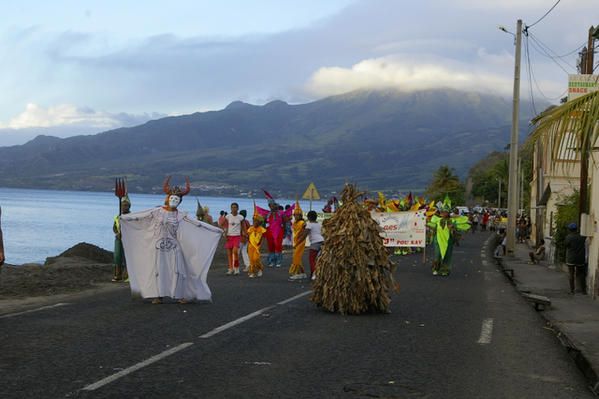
0, 187, 325, 265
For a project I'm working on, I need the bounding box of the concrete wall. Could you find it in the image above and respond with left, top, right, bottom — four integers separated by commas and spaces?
586, 156, 599, 299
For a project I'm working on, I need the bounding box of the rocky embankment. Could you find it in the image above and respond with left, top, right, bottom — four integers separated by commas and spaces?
0, 243, 113, 298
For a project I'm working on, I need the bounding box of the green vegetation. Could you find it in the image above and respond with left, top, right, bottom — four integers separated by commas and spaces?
425, 165, 465, 205
469, 145, 533, 209
553, 190, 580, 262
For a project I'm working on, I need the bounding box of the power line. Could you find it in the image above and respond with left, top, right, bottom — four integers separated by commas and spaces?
527, 32, 576, 73
528, 32, 576, 69
526, 0, 562, 29
523, 33, 538, 115
526, 34, 569, 101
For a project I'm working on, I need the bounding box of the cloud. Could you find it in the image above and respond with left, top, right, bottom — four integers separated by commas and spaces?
305, 56, 516, 97
1, 103, 165, 129
0, 0, 596, 130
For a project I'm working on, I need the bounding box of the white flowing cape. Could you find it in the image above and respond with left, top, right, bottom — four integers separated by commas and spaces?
120, 207, 222, 300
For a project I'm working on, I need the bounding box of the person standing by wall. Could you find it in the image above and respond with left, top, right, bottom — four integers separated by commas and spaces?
565, 223, 587, 295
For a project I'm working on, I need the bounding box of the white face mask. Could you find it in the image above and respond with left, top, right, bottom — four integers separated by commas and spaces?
168, 195, 181, 209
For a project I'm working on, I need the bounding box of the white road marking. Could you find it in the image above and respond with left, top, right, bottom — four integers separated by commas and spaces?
199, 306, 274, 338
81, 342, 194, 391
277, 290, 312, 305
0, 302, 70, 319
477, 318, 494, 344
482, 260, 489, 267
201, 290, 311, 338
80, 290, 312, 392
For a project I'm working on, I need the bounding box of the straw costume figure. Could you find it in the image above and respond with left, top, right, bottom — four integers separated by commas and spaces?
311, 184, 397, 315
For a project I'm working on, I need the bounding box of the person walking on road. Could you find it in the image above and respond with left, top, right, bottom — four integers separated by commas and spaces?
112, 195, 131, 282
247, 212, 267, 278
288, 200, 307, 281
238, 209, 251, 272
224, 203, 245, 276
303, 210, 324, 280
428, 198, 470, 276
565, 223, 587, 294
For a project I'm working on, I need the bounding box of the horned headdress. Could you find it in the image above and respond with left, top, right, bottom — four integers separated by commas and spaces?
163, 176, 191, 203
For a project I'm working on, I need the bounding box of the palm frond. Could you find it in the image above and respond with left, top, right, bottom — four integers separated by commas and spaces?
526, 90, 599, 172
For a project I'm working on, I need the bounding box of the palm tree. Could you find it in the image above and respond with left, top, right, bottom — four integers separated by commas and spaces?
425, 165, 465, 205
526, 90, 599, 222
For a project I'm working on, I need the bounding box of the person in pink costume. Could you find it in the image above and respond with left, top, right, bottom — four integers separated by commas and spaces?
255, 191, 294, 268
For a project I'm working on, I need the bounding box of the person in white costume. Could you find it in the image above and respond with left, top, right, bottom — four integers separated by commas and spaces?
120, 177, 223, 304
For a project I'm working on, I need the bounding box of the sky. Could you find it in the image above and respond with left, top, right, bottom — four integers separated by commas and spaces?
0, 0, 597, 145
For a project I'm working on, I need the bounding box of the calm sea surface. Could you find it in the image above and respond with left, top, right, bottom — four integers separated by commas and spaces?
0, 187, 325, 265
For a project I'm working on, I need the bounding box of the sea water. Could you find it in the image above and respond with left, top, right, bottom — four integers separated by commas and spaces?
0, 187, 325, 265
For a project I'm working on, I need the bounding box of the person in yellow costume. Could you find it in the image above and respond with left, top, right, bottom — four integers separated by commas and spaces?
427, 196, 470, 276
247, 209, 267, 278
288, 200, 308, 280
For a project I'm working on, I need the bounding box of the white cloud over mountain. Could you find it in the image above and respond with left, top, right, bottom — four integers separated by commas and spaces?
1, 103, 164, 130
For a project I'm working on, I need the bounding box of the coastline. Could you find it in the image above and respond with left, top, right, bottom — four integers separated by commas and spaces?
0, 241, 244, 314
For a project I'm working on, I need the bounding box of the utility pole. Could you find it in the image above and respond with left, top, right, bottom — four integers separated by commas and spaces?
506, 19, 522, 254
497, 178, 502, 208
578, 25, 596, 225
586, 25, 595, 74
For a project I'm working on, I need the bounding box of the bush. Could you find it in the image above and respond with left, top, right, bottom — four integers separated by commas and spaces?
553, 191, 579, 262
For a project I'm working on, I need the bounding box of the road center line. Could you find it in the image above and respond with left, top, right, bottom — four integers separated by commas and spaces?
0, 302, 71, 319
201, 290, 312, 338
81, 342, 194, 391
277, 290, 312, 305
477, 318, 494, 344
199, 306, 274, 338
80, 290, 312, 392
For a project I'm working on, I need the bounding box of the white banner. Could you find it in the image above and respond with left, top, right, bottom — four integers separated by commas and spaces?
371, 210, 427, 247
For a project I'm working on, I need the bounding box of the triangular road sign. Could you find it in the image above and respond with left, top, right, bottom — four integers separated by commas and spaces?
302, 182, 320, 200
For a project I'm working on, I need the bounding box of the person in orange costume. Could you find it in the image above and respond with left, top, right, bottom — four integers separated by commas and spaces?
288, 200, 307, 280
247, 211, 267, 278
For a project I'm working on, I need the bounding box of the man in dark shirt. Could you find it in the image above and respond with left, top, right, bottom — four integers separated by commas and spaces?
565, 223, 587, 294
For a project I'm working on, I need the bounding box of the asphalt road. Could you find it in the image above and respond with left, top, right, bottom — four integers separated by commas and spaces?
1, 232, 595, 398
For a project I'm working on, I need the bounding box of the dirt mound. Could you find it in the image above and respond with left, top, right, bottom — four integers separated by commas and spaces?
45, 242, 113, 265
0, 261, 113, 299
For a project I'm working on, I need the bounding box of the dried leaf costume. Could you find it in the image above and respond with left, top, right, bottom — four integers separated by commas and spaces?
311, 184, 397, 315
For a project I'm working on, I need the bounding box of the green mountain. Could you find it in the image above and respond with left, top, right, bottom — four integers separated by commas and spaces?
0, 89, 538, 196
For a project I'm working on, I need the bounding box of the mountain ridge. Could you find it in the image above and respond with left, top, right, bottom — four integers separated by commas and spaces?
0, 89, 541, 196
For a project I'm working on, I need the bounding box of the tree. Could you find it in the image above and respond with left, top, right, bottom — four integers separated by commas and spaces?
469, 152, 508, 206
554, 191, 580, 262
527, 90, 599, 224
425, 165, 465, 205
